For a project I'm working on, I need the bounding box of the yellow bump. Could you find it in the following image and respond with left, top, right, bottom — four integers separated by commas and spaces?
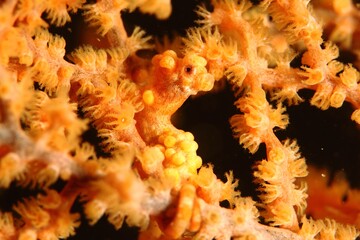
171, 152, 186, 166
179, 140, 192, 152
180, 140, 198, 153
155, 144, 166, 153
164, 135, 177, 148
176, 131, 186, 141
58, 65, 75, 80
187, 155, 202, 173
164, 168, 180, 187
158, 134, 166, 144
164, 50, 177, 58
194, 156, 202, 169
19, 54, 33, 66
189, 141, 199, 152
142, 90, 154, 105
187, 54, 207, 67
184, 132, 194, 141
164, 148, 176, 159
159, 55, 176, 70
193, 156, 203, 169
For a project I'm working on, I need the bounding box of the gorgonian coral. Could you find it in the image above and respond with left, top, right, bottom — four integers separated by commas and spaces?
0, 0, 359, 239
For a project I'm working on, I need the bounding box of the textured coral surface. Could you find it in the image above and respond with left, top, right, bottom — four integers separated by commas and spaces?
0, 0, 360, 239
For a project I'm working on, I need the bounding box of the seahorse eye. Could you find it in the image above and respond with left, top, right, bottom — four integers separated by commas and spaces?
184, 65, 194, 74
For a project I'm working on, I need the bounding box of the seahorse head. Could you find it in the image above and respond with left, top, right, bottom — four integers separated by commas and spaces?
151, 50, 214, 95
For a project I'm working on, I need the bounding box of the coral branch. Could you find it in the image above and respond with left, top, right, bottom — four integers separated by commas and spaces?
0, 0, 360, 239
